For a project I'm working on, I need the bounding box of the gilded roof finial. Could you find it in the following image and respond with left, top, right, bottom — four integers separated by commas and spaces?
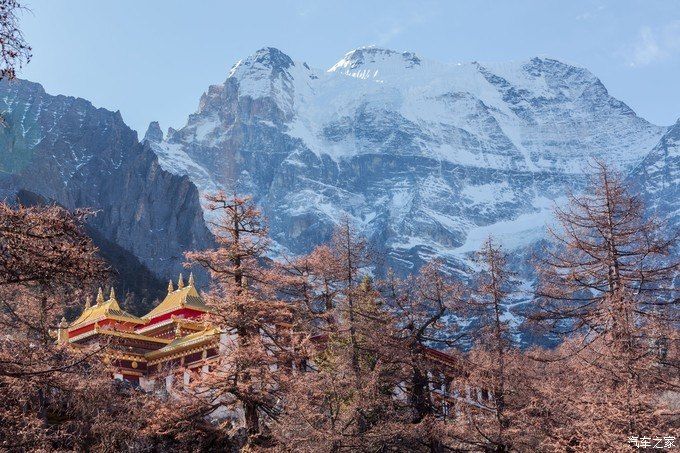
56, 317, 69, 343
85, 296, 92, 309
188, 272, 195, 287
178, 273, 185, 289
175, 323, 182, 338
109, 287, 117, 301
167, 279, 174, 293
96, 287, 105, 305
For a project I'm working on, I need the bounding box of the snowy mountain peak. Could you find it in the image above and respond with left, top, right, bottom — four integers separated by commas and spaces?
247, 47, 294, 71
228, 47, 298, 80
146, 47, 670, 278
473, 57, 598, 97
330, 46, 421, 71
216, 46, 318, 114
328, 46, 423, 80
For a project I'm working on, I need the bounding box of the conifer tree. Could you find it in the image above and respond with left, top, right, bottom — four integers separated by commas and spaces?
272, 220, 416, 451
448, 237, 526, 452
532, 162, 679, 447
186, 192, 299, 445
0, 202, 154, 450
0, 0, 31, 81
381, 262, 465, 423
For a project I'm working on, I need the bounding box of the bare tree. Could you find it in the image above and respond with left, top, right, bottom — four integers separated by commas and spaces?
187, 192, 300, 446
448, 238, 524, 452
0, 202, 157, 451
0, 0, 31, 80
381, 262, 465, 423
532, 161, 679, 443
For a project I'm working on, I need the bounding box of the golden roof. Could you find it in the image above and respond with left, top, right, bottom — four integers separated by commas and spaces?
68, 288, 145, 331
145, 327, 220, 360
143, 273, 210, 320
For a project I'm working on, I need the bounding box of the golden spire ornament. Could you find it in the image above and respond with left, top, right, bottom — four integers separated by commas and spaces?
96, 287, 105, 305
109, 287, 117, 301
178, 273, 185, 289
168, 279, 174, 293
85, 296, 92, 309
188, 272, 195, 287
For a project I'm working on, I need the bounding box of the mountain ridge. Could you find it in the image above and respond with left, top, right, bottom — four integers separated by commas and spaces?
0, 47, 676, 342
145, 46, 670, 275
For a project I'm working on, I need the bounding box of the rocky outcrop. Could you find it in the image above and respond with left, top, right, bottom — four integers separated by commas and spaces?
0, 79, 213, 283
632, 119, 680, 223
13, 189, 166, 313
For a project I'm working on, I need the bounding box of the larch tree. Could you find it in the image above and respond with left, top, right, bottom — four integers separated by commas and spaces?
447, 237, 531, 452
328, 216, 373, 378
0, 202, 155, 451
274, 243, 344, 335
272, 276, 411, 452
0, 203, 106, 378
186, 192, 300, 446
272, 219, 428, 452
0, 0, 30, 81
532, 161, 679, 448
381, 262, 465, 422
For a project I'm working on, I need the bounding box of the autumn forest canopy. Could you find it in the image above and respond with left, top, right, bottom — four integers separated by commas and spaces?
0, 159, 678, 452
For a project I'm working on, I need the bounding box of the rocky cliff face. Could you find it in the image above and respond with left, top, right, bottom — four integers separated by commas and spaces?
146, 47, 667, 275
0, 79, 213, 284
632, 119, 680, 224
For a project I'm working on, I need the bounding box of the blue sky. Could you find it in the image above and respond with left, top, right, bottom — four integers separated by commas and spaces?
20, 0, 680, 135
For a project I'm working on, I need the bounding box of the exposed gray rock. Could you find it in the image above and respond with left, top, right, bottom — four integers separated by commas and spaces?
632, 119, 680, 223
143, 120, 164, 143
0, 79, 213, 282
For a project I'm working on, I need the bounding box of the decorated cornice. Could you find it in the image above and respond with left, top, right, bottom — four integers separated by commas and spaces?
146, 331, 220, 365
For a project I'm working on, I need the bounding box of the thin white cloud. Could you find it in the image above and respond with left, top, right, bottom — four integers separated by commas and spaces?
373, 5, 437, 48
575, 4, 606, 21
627, 20, 680, 67
376, 22, 406, 46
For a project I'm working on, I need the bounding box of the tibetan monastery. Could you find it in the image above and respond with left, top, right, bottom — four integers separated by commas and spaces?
57, 274, 466, 417
57, 273, 222, 390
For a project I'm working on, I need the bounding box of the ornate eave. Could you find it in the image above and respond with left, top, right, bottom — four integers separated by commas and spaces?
146, 328, 220, 363
94, 328, 172, 345
135, 315, 208, 335
106, 350, 148, 363
147, 342, 218, 366
69, 326, 174, 345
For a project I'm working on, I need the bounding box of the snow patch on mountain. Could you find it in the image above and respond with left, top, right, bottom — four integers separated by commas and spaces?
146, 46, 668, 275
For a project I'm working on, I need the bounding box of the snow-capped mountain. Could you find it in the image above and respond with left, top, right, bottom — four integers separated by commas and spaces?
145, 46, 668, 274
